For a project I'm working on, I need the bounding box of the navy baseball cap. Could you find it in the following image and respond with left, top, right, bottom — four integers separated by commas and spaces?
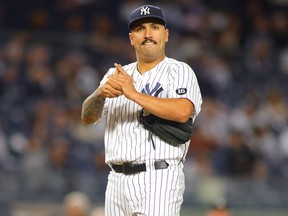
128, 5, 166, 31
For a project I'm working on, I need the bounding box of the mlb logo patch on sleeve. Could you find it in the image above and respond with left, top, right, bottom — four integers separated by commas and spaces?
176, 88, 187, 95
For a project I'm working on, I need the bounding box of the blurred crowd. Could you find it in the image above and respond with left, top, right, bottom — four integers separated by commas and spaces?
0, 0, 288, 212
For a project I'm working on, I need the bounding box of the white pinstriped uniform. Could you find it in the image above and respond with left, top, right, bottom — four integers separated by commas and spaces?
98, 57, 202, 216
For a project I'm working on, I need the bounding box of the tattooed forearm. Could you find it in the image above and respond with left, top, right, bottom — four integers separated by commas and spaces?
81, 89, 106, 125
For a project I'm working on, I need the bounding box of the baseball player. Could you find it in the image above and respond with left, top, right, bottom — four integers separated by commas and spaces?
81, 4, 202, 216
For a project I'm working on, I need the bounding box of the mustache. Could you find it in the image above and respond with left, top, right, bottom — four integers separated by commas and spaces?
141, 39, 157, 45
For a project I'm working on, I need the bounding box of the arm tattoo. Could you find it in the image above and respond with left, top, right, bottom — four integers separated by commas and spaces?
81, 89, 105, 125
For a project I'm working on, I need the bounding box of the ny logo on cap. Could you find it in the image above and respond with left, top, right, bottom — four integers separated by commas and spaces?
140, 6, 150, 15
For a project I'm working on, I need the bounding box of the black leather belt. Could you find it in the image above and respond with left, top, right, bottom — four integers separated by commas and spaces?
111, 160, 169, 175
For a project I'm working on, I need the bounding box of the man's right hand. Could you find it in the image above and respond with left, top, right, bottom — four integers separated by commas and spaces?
99, 69, 123, 98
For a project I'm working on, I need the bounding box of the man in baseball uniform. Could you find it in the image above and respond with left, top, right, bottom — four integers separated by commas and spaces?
81, 4, 202, 216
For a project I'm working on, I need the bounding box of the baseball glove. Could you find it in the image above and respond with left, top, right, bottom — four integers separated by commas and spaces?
138, 109, 193, 144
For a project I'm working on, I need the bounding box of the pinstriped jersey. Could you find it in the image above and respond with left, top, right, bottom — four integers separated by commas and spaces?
99, 57, 202, 164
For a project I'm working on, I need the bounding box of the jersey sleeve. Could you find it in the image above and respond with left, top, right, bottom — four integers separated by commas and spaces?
168, 61, 202, 120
